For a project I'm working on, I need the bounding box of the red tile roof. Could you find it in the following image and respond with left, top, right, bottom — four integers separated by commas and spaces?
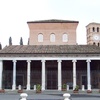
0, 45, 100, 57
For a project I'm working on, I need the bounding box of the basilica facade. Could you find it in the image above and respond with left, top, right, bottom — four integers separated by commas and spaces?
0, 19, 100, 91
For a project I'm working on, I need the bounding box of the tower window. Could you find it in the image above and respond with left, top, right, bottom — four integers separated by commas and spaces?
93, 42, 96, 45
38, 33, 43, 42
97, 27, 99, 32
98, 43, 100, 47
93, 27, 95, 32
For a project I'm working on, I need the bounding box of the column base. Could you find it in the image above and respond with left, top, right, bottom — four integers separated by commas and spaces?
87, 85, 91, 91
27, 84, 30, 90
58, 86, 61, 91
12, 85, 16, 90
73, 85, 76, 90
41, 86, 45, 91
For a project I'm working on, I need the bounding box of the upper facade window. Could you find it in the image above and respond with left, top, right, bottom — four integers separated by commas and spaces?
62, 33, 68, 42
97, 27, 99, 32
38, 33, 43, 42
50, 33, 55, 42
93, 27, 95, 32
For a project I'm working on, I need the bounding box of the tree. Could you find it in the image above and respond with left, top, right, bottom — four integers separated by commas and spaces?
20, 37, 23, 45
9, 37, 12, 45
0, 43, 2, 50
27, 38, 29, 45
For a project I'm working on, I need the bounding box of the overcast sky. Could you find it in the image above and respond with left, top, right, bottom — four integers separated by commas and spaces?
0, 0, 100, 47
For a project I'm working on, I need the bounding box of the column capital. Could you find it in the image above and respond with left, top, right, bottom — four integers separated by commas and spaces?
72, 60, 77, 63
57, 60, 62, 63
41, 60, 46, 63
27, 60, 31, 63
86, 59, 91, 63
13, 60, 17, 63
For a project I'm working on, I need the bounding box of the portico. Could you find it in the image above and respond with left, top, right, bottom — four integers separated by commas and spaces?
0, 56, 100, 91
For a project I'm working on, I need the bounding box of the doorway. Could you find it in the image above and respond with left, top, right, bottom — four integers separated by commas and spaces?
47, 67, 57, 89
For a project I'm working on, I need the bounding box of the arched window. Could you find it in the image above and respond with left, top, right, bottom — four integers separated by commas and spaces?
98, 43, 100, 47
38, 33, 43, 42
50, 33, 55, 42
93, 42, 96, 45
97, 27, 99, 32
92, 27, 95, 32
62, 33, 68, 42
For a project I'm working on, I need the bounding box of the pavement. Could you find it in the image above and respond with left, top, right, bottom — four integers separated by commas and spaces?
0, 90, 100, 100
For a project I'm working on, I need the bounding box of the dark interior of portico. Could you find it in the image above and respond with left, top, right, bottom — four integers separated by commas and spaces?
62, 60, 73, 89
2, 60, 100, 90
76, 60, 87, 89
31, 60, 42, 89
46, 60, 58, 89
3, 60, 13, 89
62, 60, 100, 89
91, 60, 100, 89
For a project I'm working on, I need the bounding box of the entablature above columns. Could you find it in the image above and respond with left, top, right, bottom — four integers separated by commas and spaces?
0, 57, 100, 61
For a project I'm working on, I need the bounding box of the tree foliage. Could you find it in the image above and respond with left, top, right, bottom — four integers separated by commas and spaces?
9, 37, 12, 45
0, 43, 2, 50
20, 37, 23, 45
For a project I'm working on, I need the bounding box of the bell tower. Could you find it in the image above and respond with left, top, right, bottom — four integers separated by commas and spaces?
86, 23, 100, 46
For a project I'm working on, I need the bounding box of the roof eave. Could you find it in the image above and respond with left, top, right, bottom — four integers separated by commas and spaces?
27, 19, 79, 24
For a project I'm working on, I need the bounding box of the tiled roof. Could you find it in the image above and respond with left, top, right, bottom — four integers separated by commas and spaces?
0, 45, 100, 54
86, 22, 100, 27
27, 19, 79, 23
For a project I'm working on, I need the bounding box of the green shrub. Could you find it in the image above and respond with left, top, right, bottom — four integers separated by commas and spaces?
36, 84, 41, 92
62, 84, 66, 89
74, 85, 79, 91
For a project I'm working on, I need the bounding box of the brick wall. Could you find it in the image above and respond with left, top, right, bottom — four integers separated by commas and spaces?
28, 22, 78, 45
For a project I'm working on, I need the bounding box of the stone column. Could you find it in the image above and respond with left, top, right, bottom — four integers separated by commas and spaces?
72, 60, 77, 90
27, 60, 31, 90
12, 60, 17, 90
86, 60, 91, 91
58, 60, 62, 91
0, 60, 3, 89
41, 60, 46, 91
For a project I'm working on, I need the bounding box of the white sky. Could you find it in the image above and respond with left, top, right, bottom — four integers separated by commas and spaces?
0, 0, 100, 47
